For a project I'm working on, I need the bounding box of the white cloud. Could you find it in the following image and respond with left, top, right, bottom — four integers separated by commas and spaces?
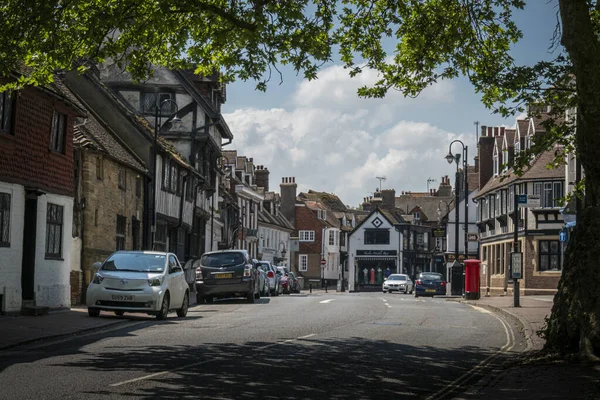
224, 64, 472, 207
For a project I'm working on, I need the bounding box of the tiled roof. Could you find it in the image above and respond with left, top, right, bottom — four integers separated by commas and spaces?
475, 146, 565, 198
504, 129, 516, 149
53, 78, 146, 172
222, 150, 237, 165
395, 194, 455, 222
236, 156, 246, 170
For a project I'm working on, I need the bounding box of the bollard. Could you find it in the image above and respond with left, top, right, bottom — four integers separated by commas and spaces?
325, 280, 328, 293
309, 283, 312, 293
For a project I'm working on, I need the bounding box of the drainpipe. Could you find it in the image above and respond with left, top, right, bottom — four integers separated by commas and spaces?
210, 191, 215, 251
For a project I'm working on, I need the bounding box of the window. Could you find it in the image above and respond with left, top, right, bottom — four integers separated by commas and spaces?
364, 229, 390, 245
299, 230, 315, 242
50, 111, 67, 153
299, 254, 308, 272
132, 217, 140, 250
155, 223, 167, 251
501, 190, 507, 215
340, 232, 346, 247
534, 181, 563, 208
502, 148, 508, 171
413, 212, 420, 220
136, 176, 142, 197
329, 230, 335, 246
0, 193, 10, 246
178, 170, 186, 195
96, 156, 104, 181
118, 169, 126, 191
116, 215, 126, 250
539, 240, 561, 271
163, 156, 171, 190
142, 92, 173, 115
186, 176, 195, 201
45, 203, 63, 258
493, 149, 499, 176
318, 209, 326, 220
0, 90, 14, 135
514, 138, 521, 156
169, 255, 182, 273
170, 161, 178, 193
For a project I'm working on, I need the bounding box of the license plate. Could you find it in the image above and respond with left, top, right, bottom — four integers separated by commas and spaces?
214, 273, 233, 279
111, 295, 134, 301
426, 289, 436, 293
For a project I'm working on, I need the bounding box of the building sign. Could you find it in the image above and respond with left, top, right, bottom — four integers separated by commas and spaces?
356, 250, 397, 256
518, 194, 541, 208
467, 233, 479, 242
433, 228, 446, 238
289, 238, 299, 252
511, 252, 522, 279
446, 254, 477, 262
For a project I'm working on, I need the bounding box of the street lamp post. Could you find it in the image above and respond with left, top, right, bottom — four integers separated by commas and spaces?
152, 98, 181, 250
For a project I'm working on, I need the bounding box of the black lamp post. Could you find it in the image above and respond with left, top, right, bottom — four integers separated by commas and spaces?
152, 98, 181, 250
445, 141, 469, 260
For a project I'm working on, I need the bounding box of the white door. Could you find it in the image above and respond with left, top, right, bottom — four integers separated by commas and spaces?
167, 255, 184, 308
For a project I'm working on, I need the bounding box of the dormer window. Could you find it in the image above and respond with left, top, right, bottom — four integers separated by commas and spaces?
502, 148, 508, 171
318, 209, 327, 220
493, 148, 499, 176
413, 212, 420, 220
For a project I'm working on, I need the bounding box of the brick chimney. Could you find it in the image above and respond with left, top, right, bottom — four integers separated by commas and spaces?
437, 175, 452, 197
381, 189, 396, 209
478, 131, 496, 188
254, 165, 270, 192
280, 177, 297, 224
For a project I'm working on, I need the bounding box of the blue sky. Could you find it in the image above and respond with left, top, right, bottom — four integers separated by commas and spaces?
221, 1, 561, 207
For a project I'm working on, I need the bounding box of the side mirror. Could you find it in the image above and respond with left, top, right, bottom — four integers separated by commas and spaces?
92, 261, 102, 270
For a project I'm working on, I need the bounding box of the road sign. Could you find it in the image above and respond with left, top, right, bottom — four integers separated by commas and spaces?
511, 252, 522, 279
320, 259, 326, 265
559, 231, 567, 242
433, 228, 446, 238
517, 195, 528, 208
467, 233, 479, 242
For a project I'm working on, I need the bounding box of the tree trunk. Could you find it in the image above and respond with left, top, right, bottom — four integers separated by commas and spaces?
544, 0, 600, 360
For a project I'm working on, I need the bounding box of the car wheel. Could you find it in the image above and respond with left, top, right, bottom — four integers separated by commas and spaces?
88, 308, 100, 317
274, 285, 280, 296
404, 287, 408, 294
415, 292, 419, 298
114, 310, 124, 316
196, 294, 203, 304
246, 291, 255, 304
255, 285, 261, 300
156, 293, 170, 320
410, 289, 413, 294
177, 291, 189, 318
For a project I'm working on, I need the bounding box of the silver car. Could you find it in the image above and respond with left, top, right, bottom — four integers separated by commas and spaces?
383, 274, 414, 294
86, 251, 189, 320
259, 261, 282, 296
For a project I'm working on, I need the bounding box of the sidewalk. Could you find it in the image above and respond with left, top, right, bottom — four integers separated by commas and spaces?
0, 307, 130, 350
453, 294, 600, 400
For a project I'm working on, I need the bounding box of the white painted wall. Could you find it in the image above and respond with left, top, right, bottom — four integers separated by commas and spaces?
446, 190, 479, 257
35, 194, 74, 310
0, 182, 25, 313
323, 227, 340, 280
348, 211, 401, 291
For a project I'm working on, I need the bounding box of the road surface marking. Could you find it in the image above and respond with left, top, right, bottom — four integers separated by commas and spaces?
424, 305, 515, 400
110, 333, 319, 387
319, 299, 335, 304
380, 298, 387, 302
110, 359, 214, 387
298, 334, 316, 339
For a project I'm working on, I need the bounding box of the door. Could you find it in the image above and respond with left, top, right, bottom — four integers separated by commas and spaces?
167, 255, 184, 308
21, 197, 38, 301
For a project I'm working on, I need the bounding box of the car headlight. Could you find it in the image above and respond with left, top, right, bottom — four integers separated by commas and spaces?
148, 277, 163, 287
92, 273, 104, 284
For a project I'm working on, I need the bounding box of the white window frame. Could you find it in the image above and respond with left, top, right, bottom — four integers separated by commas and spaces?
299, 230, 315, 242
317, 209, 326, 220
299, 254, 308, 271
493, 149, 499, 176
329, 230, 335, 246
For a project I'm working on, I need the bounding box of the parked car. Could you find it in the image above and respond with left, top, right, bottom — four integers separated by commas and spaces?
259, 261, 281, 296
414, 272, 447, 298
382, 274, 413, 294
86, 251, 189, 320
255, 260, 270, 297
196, 250, 260, 303
288, 271, 301, 293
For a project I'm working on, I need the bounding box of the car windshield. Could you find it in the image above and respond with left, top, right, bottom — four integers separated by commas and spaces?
101, 253, 166, 273
201, 252, 245, 267
387, 275, 406, 281
421, 273, 443, 280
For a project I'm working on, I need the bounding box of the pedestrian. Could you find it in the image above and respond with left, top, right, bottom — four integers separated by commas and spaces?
385, 267, 391, 278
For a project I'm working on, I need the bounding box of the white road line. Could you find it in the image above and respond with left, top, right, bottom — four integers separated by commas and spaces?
424, 305, 515, 400
380, 298, 387, 302
319, 299, 335, 304
110, 333, 319, 387
298, 334, 316, 339
386, 305, 392, 308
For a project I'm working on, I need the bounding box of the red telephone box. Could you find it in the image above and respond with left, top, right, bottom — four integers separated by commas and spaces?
464, 259, 481, 300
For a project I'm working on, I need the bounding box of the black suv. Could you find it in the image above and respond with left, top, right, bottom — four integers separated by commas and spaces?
196, 250, 260, 303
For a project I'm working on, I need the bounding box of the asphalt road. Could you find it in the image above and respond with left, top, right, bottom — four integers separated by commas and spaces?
0, 292, 526, 400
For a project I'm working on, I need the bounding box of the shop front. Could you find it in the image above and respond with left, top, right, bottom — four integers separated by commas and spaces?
354, 250, 398, 291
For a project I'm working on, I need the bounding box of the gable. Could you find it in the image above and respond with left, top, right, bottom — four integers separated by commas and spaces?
350, 208, 396, 236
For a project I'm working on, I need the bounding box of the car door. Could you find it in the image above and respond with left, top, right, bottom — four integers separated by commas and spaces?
167, 255, 184, 308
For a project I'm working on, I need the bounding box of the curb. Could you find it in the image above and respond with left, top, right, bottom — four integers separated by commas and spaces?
457, 300, 535, 352
0, 319, 130, 351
